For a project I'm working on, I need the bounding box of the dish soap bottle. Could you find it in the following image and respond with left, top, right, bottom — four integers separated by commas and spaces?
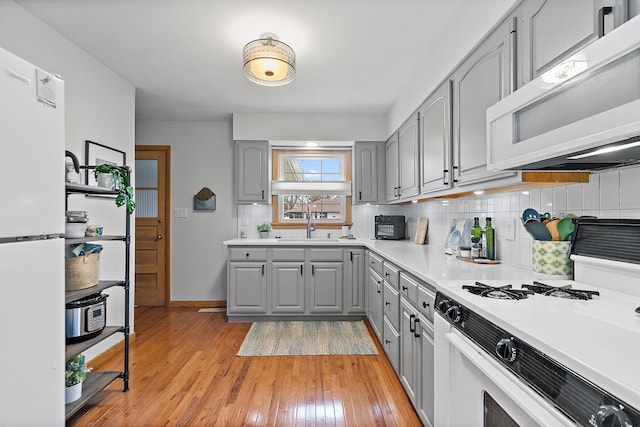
485, 217, 495, 260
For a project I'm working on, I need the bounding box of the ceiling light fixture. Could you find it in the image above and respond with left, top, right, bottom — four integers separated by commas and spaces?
243, 33, 295, 86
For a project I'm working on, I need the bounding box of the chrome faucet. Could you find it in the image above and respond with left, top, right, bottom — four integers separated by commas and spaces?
306, 205, 315, 238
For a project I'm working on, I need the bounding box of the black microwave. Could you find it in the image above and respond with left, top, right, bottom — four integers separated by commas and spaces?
375, 215, 406, 240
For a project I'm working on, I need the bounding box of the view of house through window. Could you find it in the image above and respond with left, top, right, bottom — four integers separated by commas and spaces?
272, 148, 352, 228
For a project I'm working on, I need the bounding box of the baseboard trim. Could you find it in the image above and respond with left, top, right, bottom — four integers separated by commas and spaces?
169, 300, 226, 308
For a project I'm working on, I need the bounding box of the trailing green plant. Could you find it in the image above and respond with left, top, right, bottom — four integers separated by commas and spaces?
257, 223, 272, 233
94, 164, 136, 214
65, 354, 90, 387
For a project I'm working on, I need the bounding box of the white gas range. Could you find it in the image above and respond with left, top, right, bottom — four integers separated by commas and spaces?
434, 218, 640, 427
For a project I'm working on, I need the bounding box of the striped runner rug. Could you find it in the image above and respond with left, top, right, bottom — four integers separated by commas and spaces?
237, 320, 378, 356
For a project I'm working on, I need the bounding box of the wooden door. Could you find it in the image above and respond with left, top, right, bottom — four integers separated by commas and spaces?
135, 146, 170, 306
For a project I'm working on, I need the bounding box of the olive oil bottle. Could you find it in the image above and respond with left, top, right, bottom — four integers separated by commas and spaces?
485, 217, 495, 260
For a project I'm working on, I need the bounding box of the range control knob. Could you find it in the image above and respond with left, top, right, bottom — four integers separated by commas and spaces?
445, 305, 462, 323
595, 405, 632, 427
437, 299, 452, 313
496, 338, 518, 362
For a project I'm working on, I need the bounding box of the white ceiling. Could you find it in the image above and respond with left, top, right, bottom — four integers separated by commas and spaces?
16, 0, 516, 123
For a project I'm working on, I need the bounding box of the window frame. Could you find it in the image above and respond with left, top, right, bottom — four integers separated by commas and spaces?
271, 148, 352, 230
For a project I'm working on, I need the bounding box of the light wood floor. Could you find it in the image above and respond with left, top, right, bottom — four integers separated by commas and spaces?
68, 307, 422, 426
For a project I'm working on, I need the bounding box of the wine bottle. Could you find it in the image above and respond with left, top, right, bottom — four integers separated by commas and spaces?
471, 217, 482, 239
485, 217, 495, 260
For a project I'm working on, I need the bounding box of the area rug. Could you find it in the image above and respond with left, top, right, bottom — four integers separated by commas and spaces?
237, 320, 378, 356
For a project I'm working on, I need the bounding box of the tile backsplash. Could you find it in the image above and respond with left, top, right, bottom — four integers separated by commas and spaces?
237, 164, 640, 270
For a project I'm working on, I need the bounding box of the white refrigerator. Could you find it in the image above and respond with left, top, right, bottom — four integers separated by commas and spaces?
0, 47, 65, 426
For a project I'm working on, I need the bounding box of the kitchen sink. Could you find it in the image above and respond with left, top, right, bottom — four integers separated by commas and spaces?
275, 237, 341, 243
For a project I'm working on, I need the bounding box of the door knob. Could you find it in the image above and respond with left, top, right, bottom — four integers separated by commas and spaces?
156, 234, 163, 241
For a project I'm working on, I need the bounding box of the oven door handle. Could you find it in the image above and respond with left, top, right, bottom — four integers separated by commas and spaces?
446, 331, 572, 427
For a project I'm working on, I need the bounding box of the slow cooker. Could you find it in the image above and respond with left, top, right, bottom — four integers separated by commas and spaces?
65, 293, 107, 343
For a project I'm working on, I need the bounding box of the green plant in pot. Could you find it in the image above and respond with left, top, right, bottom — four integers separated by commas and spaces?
93, 164, 135, 214
257, 223, 271, 238
65, 354, 90, 404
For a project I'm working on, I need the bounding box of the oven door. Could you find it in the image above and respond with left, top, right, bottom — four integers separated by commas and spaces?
434, 314, 573, 427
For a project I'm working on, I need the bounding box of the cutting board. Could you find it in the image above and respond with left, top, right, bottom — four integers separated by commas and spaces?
414, 217, 428, 244
456, 256, 501, 264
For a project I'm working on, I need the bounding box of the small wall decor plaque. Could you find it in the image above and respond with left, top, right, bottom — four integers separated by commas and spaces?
194, 187, 216, 211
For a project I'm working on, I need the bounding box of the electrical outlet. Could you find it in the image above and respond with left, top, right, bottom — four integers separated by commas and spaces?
504, 217, 516, 241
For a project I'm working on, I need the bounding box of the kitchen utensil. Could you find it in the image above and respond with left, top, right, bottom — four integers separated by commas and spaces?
541, 212, 552, 220
557, 217, 575, 241
522, 208, 541, 225
524, 220, 552, 240
545, 219, 561, 241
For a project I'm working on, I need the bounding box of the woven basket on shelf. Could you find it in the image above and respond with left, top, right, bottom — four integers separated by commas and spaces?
65, 253, 100, 291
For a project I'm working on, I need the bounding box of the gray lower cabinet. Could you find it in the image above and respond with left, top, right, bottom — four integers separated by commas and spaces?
366, 266, 384, 341
271, 262, 305, 313
309, 262, 344, 313
346, 249, 366, 313
400, 299, 420, 404
417, 312, 435, 427
228, 261, 267, 314
383, 316, 400, 374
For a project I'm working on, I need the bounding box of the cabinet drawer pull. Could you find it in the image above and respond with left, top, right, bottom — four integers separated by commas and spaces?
385, 301, 390, 306
402, 285, 408, 291
385, 339, 391, 345
377, 281, 381, 293
246, 253, 250, 259
261, 190, 265, 199
598, 6, 613, 38
261, 265, 265, 276
423, 302, 429, 309
312, 265, 315, 276
300, 265, 303, 275
409, 314, 416, 333
350, 251, 353, 262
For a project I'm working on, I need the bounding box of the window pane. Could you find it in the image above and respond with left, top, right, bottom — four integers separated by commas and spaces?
280, 195, 344, 221
136, 189, 158, 218
322, 160, 340, 174
135, 159, 157, 187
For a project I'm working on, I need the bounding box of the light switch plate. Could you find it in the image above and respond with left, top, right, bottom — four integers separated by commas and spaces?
175, 208, 188, 218
504, 217, 516, 241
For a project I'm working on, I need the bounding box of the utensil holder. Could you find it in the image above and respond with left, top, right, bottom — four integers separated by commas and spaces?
532, 240, 573, 277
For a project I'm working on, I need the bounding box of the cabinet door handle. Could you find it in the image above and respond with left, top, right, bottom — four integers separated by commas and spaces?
385, 301, 390, 306
261, 265, 265, 276
385, 339, 391, 345
377, 281, 381, 293
261, 190, 265, 199
350, 251, 353, 262
246, 253, 250, 259
300, 265, 303, 275
598, 6, 613, 38
423, 301, 429, 309
443, 169, 449, 185
452, 165, 458, 183
409, 314, 416, 333
312, 265, 315, 276
359, 191, 362, 200
414, 318, 421, 338
510, 16, 518, 92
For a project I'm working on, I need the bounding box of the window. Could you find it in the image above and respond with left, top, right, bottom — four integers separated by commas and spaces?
271, 149, 352, 229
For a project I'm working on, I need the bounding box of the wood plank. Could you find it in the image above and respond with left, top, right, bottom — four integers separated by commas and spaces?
67, 307, 421, 426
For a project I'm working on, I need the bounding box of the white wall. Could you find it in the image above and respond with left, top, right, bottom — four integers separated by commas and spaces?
136, 121, 235, 302
0, 2, 136, 425
233, 112, 387, 141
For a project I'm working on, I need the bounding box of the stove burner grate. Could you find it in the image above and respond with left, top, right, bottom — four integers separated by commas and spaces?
463, 281, 534, 300
522, 281, 600, 300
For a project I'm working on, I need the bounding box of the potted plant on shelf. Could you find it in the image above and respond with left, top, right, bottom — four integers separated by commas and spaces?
257, 223, 272, 238
93, 164, 136, 214
65, 354, 90, 404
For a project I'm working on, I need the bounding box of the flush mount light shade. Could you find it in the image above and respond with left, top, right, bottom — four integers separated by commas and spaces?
243, 34, 295, 86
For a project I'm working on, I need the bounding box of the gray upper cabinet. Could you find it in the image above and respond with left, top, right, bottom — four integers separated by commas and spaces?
631, 0, 640, 19
519, 0, 631, 87
398, 114, 421, 200
452, 18, 516, 186
235, 140, 269, 204
353, 141, 386, 205
419, 81, 453, 195
386, 115, 420, 202
385, 132, 400, 202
